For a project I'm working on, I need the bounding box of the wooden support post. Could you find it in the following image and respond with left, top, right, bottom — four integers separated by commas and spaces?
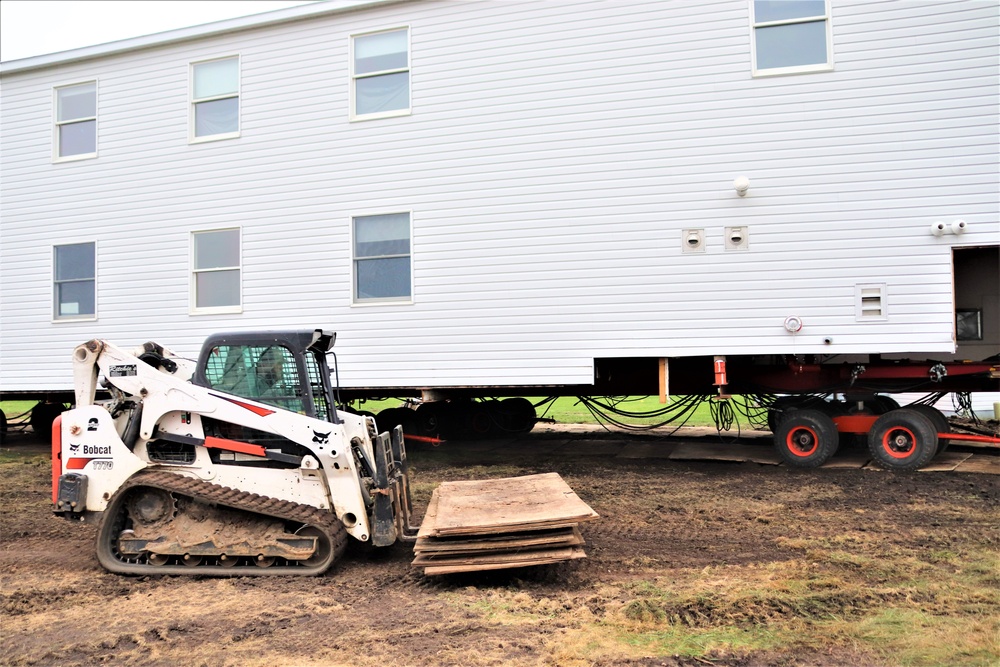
659, 358, 669, 404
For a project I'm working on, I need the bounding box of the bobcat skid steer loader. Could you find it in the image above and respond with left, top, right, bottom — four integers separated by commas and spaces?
52, 329, 420, 576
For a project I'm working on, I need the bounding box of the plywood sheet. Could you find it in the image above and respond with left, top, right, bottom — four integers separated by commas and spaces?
420, 546, 587, 575
616, 443, 676, 459
821, 454, 871, 469
954, 455, 1000, 475
559, 440, 627, 457
918, 452, 973, 472
415, 526, 583, 555
668, 443, 782, 465
417, 473, 599, 538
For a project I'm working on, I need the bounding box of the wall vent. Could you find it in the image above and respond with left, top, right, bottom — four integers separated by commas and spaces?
681, 229, 705, 253
855, 283, 888, 321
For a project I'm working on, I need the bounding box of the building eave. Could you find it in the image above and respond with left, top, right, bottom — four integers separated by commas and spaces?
0, 0, 407, 76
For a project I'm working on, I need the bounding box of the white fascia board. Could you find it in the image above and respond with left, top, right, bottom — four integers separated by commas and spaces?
0, 0, 406, 76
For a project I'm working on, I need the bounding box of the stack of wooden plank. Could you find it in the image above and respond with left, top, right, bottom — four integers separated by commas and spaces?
412, 472, 599, 575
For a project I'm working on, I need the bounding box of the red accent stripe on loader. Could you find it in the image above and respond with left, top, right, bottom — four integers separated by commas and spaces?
211, 394, 276, 417
203, 436, 267, 457
51, 415, 63, 504
66, 457, 107, 469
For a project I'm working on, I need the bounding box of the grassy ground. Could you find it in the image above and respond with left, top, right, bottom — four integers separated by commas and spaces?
349, 395, 752, 429
4, 420, 999, 665
3, 396, 748, 432
0, 400, 36, 419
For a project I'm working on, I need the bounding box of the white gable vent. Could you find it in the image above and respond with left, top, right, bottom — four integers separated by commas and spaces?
855, 283, 888, 321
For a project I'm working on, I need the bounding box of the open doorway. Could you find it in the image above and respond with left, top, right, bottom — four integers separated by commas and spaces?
953, 246, 999, 361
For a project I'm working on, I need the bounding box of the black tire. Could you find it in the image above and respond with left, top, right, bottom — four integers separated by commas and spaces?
414, 402, 443, 436
30, 402, 67, 441
375, 408, 417, 435
497, 397, 536, 433
766, 396, 807, 433
867, 408, 939, 471
773, 409, 840, 468
0, 410, 6, 445
904, 404, 951, 454
767, 396, 841, 433
870, 395, 901, 414
466, 401, 496, 438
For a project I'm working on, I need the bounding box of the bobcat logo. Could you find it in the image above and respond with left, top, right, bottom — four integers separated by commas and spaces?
69, 443, 80, 453
312, 430, 330, 445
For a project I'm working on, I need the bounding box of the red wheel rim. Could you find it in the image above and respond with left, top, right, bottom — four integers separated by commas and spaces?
785, 426, 819, 457
881, 426, 917, 459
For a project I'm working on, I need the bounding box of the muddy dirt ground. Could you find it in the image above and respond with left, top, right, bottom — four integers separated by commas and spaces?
2, 427, 998, 667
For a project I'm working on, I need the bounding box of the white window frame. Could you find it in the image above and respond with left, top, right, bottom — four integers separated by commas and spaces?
350, 27, 411, 122
52, 241, 97, 322
189, 55, 241, 143
351, 210, 414, 306
53, 80, 98, 163
855, 283, 888, 322
190, 227, 243, 315
750, 0, 834, 78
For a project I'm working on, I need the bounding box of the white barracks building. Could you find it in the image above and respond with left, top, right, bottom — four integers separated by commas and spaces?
1, 1, 997, 408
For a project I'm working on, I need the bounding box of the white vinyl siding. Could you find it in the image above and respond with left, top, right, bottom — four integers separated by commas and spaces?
1, 0, 997, 393
190, 56, 240, 141
191, 229, 241, 314
54, 81, 97, 161
751, 0, 833, 77
53, 242, 96, 321
352, 212, 412, 303
351, 27, 410, 120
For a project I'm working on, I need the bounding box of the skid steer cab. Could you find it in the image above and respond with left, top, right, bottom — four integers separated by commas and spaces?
53, 329, 418, 576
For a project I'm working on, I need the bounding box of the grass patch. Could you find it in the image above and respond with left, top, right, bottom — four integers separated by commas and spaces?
348, 395, 750, 428
443, 545, 1000, 667
621, 624, 784, 656
1, 400, 37, 419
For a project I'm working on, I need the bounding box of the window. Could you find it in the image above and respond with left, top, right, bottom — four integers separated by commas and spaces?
204, 344, 305, 413
751, 0, 832, 76
54, 82, 97, 160
54, 242, 96, 320
353, 213, 411, 303
191, 56, 240, 141
855, 283, 887, 322
352, 28, 410, 119
956, 310, 983, 341
192, 229, 241, 313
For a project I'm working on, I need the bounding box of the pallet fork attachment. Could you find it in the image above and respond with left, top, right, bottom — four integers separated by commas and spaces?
372, 425, 421, 546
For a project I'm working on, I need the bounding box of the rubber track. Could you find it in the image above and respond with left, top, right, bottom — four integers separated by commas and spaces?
99, 469, 348, 576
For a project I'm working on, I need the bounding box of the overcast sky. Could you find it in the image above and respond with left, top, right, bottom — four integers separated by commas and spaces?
0, 1, 319, 63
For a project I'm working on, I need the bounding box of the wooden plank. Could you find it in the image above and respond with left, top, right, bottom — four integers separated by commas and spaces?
820, 453, 871, 469
616, 442, 676, 459
415, 526, 583, 554
417, 473, 598, 538
560, 440, 627, 457
420, 546, 587, 575
918, 452, 973, 472
417, 485, 441, 532
668, 443, 782, 465
954, 455, 1000, 475
415, 545, 583, 567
